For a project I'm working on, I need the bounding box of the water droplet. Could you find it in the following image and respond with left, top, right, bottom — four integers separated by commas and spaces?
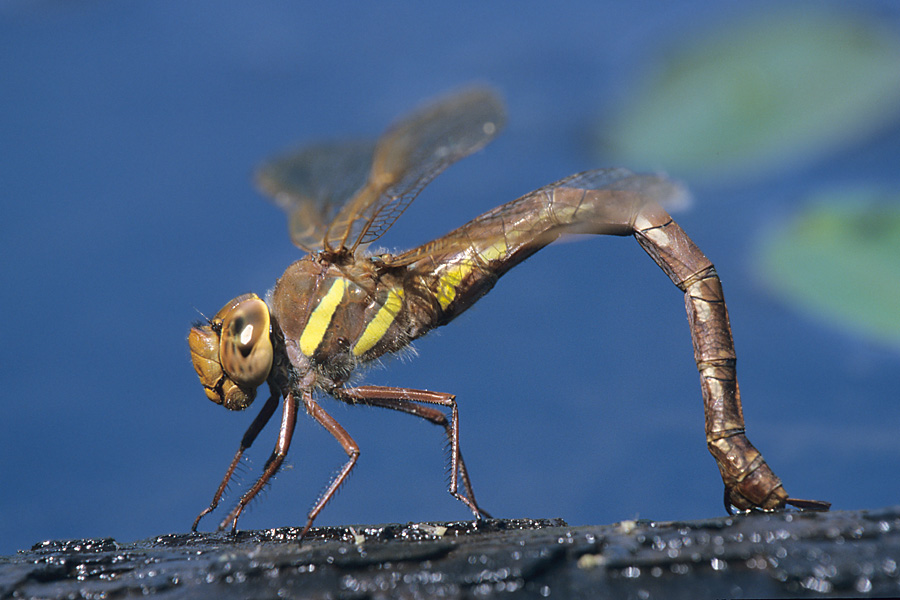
618, 520, 637, 534
576, 554, 605, 569
801, 576, 832, 593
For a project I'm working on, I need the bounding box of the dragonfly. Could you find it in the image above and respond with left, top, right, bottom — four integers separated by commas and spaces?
188, 87, 829, 538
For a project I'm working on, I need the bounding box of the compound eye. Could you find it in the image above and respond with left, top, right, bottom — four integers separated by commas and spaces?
219, 297, 273, 388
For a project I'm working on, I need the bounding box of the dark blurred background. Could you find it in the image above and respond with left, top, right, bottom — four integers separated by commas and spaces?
3, 1, 899, 555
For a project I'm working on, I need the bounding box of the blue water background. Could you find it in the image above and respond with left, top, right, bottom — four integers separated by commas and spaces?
2, 1, 899, 555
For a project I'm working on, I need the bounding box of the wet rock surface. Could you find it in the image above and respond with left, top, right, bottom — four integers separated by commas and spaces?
2, 507, 899, 599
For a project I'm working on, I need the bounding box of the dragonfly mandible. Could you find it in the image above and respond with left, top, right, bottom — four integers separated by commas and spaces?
188, 87, 829, 539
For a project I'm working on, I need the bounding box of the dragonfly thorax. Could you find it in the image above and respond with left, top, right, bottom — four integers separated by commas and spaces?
271, 255, 412, 387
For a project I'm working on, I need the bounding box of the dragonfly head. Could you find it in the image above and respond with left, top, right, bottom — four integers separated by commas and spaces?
188, 293, 274, 410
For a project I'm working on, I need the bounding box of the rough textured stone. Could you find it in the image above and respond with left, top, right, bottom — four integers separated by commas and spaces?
2, 508, 899, 598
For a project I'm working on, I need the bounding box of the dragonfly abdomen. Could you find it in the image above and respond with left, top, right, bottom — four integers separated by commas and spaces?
402, 170, 671, 325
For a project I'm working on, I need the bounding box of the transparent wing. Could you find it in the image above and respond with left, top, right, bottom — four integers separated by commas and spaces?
385, 169, 687, 267
325, 87, 506, 252
256, 140, 377, 252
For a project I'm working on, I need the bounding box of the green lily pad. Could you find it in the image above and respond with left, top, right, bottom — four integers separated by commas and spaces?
758, 189, 900, 347
601, 9, 900, 182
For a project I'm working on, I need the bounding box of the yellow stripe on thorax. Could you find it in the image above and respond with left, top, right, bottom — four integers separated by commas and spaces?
299, 278, 347, 356
435, 238, 509, 310
353, 287, 405, 356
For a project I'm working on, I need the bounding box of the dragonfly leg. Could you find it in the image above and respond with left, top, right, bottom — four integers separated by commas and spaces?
334, 385, 490, 519
218, 391, 300, 533
192, 387, 280, 531
632, 202, 829, 513
298, 392, 360, 539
